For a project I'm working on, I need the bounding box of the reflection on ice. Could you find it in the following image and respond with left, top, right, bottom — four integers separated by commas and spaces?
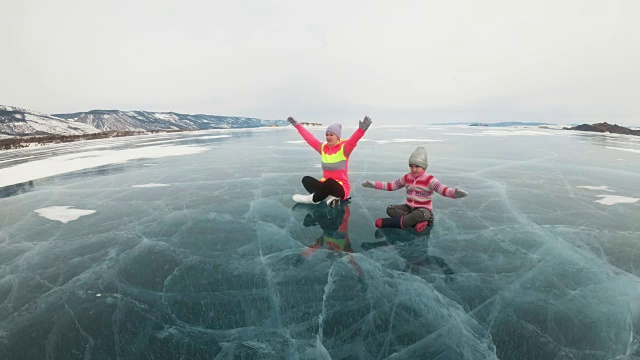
255, 200, 498, 359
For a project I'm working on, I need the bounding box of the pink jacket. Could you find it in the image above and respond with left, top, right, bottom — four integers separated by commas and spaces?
294, 124, 366, 199
373, 172, 456, 211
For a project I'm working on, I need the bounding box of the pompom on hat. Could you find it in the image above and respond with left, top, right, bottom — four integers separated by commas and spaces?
409, 146, 428, 169
326, 123, 342, 138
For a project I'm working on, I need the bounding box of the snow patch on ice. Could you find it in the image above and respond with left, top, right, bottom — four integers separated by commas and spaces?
576, 185, 614, 192
0, 155, 37, 164
371, 138, 443, 144
606, 146, 640, 154
34, 206, 96, 223
197, 135, 232, 140
594, 195, 639, 206
0, 145, 208, 188
131, 183, 170, 188
445, 133, 485, 137
136, 135, 231, 146
481, 129, 554, 136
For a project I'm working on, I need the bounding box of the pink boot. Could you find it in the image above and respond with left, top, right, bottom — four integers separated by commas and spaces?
375, 217, 403, 229
415, 221, 429, 233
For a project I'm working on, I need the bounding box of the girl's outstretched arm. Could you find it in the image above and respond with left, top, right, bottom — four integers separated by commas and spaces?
430, 177, 466, 198
362, 176, 406, 191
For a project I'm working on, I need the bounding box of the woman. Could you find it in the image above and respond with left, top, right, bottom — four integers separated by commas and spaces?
288, 115, 372, 207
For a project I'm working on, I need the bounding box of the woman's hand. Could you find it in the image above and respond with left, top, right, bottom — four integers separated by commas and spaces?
359, 116, 372, 131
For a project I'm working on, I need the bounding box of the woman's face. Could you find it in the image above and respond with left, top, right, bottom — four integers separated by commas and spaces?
325, 132, 339, 146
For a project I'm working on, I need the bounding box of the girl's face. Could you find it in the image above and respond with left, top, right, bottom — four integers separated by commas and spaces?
325, 132, 339, 146
409, 164, 425, 176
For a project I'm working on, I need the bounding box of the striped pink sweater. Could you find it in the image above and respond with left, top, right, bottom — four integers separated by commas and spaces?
374, 172, 456, 211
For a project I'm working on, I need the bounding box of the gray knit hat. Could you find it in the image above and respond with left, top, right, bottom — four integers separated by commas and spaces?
409, 146, 428, 169
326, 123, 342, 138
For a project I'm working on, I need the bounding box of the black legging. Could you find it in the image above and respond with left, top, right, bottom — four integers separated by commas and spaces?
302, 176, 345, 203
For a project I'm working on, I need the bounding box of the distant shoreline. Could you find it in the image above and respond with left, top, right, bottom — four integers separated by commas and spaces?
562, 122, 640, 136
0, 130, 185, 151
3, 121, 639, 152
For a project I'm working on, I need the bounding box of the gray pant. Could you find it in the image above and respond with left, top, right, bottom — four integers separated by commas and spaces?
386, 204, 433, 228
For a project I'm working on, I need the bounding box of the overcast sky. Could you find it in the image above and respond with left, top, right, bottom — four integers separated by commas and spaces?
2, 0, 639, 126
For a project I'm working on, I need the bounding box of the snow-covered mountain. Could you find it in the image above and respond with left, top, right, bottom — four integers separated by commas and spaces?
0, 105, 287, 137
53, 109, 286, 132
0, 105, 102, 137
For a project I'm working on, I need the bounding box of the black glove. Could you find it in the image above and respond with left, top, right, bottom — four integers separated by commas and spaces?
359, 116, 372, 131
287, 117, 298, 126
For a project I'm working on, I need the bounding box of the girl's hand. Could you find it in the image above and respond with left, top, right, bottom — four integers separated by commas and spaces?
362, 181, 375, 188
454, 188, 468, 198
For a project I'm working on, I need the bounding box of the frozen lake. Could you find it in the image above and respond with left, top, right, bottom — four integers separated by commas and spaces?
1, 125, 639, 359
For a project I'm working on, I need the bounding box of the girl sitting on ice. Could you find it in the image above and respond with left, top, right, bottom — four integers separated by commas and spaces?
361, 146, 468, 232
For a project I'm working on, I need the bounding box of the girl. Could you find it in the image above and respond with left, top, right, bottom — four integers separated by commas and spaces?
362, 146, 467, 232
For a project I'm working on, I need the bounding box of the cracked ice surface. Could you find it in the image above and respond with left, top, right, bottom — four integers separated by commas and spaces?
0, 126, 639, 359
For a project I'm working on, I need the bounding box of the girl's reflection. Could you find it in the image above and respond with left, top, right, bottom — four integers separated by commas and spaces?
363, 226, 455, 280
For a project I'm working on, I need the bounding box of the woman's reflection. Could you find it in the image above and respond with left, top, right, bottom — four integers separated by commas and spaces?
293, 203, 363, 278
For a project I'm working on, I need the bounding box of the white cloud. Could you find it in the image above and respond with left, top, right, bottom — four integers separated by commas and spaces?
2, 0, 639, 126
